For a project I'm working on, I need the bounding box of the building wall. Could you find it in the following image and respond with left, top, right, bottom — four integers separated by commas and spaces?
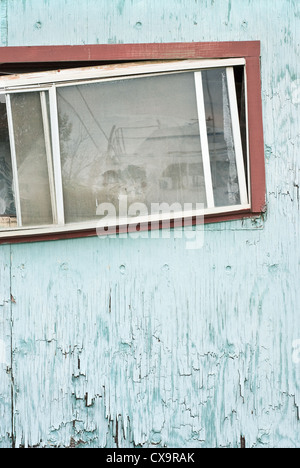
0, 0, 299, 448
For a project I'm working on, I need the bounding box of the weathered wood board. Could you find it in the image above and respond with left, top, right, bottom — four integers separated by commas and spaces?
0, 0, 299, 448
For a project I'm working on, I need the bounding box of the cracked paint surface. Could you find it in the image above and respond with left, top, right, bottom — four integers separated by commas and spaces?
0, 0, 299, 448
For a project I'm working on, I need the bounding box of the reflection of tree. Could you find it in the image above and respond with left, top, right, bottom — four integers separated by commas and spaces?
58, 87, 141, 194
0, 148, 15, 216
57, 99, 149, 221
59, 111, 91, 181
58, 89, 124, 188
0, 102, 16, 216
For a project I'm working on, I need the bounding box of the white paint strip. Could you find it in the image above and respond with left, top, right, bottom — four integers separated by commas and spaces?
0, 204, 251, 238
0, 58, 246, 89
49, 86, 65, 225
194, 71, 215, 209
226, 67, 249, 206
5, 94, 22, 226
40, 91, 58, 224
243, 65, 251, 206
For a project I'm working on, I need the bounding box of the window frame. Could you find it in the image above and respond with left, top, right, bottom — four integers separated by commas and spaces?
0, 41, 265, 244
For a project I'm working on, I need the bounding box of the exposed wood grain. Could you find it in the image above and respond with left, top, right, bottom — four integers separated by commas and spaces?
0, 0, 7, 47
0, 245, 12, 448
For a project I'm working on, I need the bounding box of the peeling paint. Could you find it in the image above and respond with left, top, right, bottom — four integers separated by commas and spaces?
0, 0, 299, 450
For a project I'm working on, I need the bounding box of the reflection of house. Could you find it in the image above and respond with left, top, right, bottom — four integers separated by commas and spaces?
62, 119, 238, 221
136, 121, 202, 158
132, 121, 238, 203
102, 165, 146, 187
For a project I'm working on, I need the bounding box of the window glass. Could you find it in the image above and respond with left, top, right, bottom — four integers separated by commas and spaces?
202, 68, 241, 207
10, 92, 53, 226
57, 72, 207, 224
0, 96, 16, 219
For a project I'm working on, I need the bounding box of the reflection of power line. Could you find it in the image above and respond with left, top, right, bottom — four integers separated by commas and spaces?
76, 87, 109, 143
76, 87, 120, 161
107, 125, 117, 159
59, 87, 121, 161
114, 127, 126, 155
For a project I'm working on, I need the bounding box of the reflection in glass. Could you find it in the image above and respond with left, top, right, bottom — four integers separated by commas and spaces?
234, 66, 248, 192
10, 92, 53, 226
202, 68, 241, 207
0, 95, 16, 220
57, 72, 207, 224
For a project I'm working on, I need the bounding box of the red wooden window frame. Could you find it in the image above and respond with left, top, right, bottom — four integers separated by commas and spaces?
0, 41, 265, 244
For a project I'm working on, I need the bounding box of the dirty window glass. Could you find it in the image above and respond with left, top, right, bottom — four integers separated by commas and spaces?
57, 73, 207, 224
10, 92, 54, 226
202, 68, 241, 207
0, 96, 16, 223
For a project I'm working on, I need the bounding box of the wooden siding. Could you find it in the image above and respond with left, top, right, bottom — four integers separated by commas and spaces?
0, 0, 299, 448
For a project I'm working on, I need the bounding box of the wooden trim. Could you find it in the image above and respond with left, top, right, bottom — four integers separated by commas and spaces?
245, 56, 266, 213
0, 41, 260, 64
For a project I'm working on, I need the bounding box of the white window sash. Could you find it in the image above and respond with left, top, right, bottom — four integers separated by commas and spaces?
0, 203, 251, 239
226, 67, 249, 206
194, 71, 215, 209
243, 65, 251, 204
48, 85, 65, 226
0, 58, 246, 90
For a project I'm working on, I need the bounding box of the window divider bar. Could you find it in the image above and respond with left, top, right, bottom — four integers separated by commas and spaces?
226, 67, 249, 206
5, 94, 22, 227
194, 71, 215, 209
49, 85, 65, 226
40, 91, 58, 225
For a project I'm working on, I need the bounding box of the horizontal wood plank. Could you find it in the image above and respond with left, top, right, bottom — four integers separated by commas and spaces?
0, 41, 260, 64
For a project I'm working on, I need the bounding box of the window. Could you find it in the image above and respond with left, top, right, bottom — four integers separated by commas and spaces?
0, 42, 265, 243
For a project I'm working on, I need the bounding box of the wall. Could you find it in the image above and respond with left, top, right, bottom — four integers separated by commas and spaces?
0, 0, 299, 448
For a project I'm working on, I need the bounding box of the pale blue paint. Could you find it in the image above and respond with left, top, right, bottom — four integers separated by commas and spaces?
0, 0, 299, 448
